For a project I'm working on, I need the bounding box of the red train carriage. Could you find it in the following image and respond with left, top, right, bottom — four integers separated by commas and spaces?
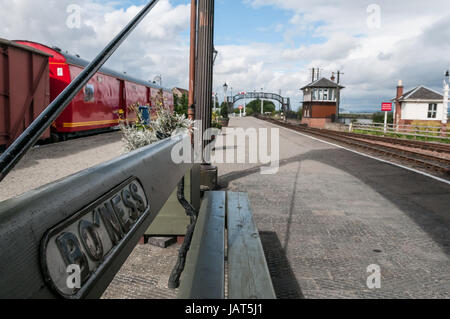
15, 41, 173, 139
0, 38, 51, 149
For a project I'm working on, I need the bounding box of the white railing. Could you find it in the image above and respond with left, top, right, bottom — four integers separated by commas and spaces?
347, 122, 450, 140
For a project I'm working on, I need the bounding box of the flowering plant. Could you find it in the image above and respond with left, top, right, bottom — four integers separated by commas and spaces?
120, 103, 193, 153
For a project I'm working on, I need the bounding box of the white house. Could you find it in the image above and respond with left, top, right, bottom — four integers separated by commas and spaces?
393, 81, 445, 125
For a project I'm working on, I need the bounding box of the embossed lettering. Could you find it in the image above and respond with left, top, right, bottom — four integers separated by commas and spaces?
121, 189, 139, 222
78, 219, 103, 261
55, 232, 89, 284
111, 194, 133, 232
98, 202, 124, 245
129, 182, 146, 213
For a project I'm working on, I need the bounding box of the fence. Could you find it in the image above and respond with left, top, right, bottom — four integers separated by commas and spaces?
348, 122, 449, 141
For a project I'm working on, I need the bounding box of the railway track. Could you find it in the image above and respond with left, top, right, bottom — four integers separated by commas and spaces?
324, 129, 450, 154
258, 116, 450, 177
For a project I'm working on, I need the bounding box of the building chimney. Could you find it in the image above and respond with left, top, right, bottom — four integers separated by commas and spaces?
331, 72, 336, 82
395, 80, 404, 125
312, 68, 315, 82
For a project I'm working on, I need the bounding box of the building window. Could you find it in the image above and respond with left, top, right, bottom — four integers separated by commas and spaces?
323, 89, 328, 100
427, 103, 437, 119
84, 84, 95, 103
318, 89, 323, 101
312, 89, 317, 101
329, 89, 334, 101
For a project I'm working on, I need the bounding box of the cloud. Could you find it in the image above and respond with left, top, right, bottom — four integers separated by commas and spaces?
217, 0, 450, 111
282, 34, 359, 61
1, 0, 449, 112
0, 0, 190, 88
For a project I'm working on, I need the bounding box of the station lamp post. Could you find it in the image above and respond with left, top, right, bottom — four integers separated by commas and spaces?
223, 82, 228, 104
243, 91, 247, 116
230, 87, 233, 111
213, 48, 218, 65
261, 87, 264, 114
443, 69, 449, 135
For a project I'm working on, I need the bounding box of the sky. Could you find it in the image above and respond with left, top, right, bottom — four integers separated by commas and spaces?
0, 0, 449, 112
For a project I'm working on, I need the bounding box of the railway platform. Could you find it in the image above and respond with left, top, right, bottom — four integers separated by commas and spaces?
214, 116, 450, 298
0, 117, 448, 299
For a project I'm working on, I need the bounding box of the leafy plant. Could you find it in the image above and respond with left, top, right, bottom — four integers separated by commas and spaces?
220, 102, 229, 119
174, 93, 188, 116
372, 112, 393, 124
119, 103, 193, 153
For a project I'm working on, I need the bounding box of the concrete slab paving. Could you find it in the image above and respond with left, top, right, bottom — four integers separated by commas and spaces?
215, 116, 450, 299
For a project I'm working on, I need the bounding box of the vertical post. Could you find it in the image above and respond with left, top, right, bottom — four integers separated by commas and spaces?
194, 0, 215, 155
395, 80, 403, 131
384, 111, 387, 133
188, 0, 197, 121
260, 89, 264, 115
244, 93, 246, 116
195, 0, 217, 191
442, 76, 448, 137
336, 71, 340, 121
188, 0, 200, 211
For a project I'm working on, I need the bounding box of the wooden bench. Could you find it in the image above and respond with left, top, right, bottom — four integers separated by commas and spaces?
178, 191, 275, 299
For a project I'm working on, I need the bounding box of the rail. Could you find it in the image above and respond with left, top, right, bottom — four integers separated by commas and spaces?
348, 122, 449, 141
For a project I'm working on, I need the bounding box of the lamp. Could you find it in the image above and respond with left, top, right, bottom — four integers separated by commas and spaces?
213, 48, 218, 65
223, 82, 228, 103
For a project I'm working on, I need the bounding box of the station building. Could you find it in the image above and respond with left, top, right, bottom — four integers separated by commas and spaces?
172, 87, 189, 99
393, 81, 446, 126
300, 77, 344, 128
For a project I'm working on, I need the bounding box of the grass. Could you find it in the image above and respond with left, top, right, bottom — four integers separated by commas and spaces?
352, 129, 450, 144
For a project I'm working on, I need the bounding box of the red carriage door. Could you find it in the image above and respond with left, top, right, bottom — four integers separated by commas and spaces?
119, 79, 126, 121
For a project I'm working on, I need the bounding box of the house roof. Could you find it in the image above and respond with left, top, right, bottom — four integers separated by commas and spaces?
173, 87, 189, 95
300, 77, 345, 90
395, 85, 443, 101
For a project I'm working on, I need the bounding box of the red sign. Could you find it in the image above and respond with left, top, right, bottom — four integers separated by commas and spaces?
238, 105, 243, 110
381, 102, 392, 112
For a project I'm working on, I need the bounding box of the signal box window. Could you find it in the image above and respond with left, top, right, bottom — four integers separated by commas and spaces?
427, 103, 437, 119
84, 84, 95, 103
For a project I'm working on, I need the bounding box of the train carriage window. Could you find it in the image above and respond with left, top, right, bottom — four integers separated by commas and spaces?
84, 84, 95, 103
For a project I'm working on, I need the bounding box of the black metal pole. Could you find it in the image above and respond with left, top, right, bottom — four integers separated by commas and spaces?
0, 0, 160, 182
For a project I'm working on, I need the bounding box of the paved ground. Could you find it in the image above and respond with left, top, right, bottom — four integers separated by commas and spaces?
0, 131, 124, 201
0, 131, 181, 299
214, 117, 450, 298
1, 118, 448, 298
